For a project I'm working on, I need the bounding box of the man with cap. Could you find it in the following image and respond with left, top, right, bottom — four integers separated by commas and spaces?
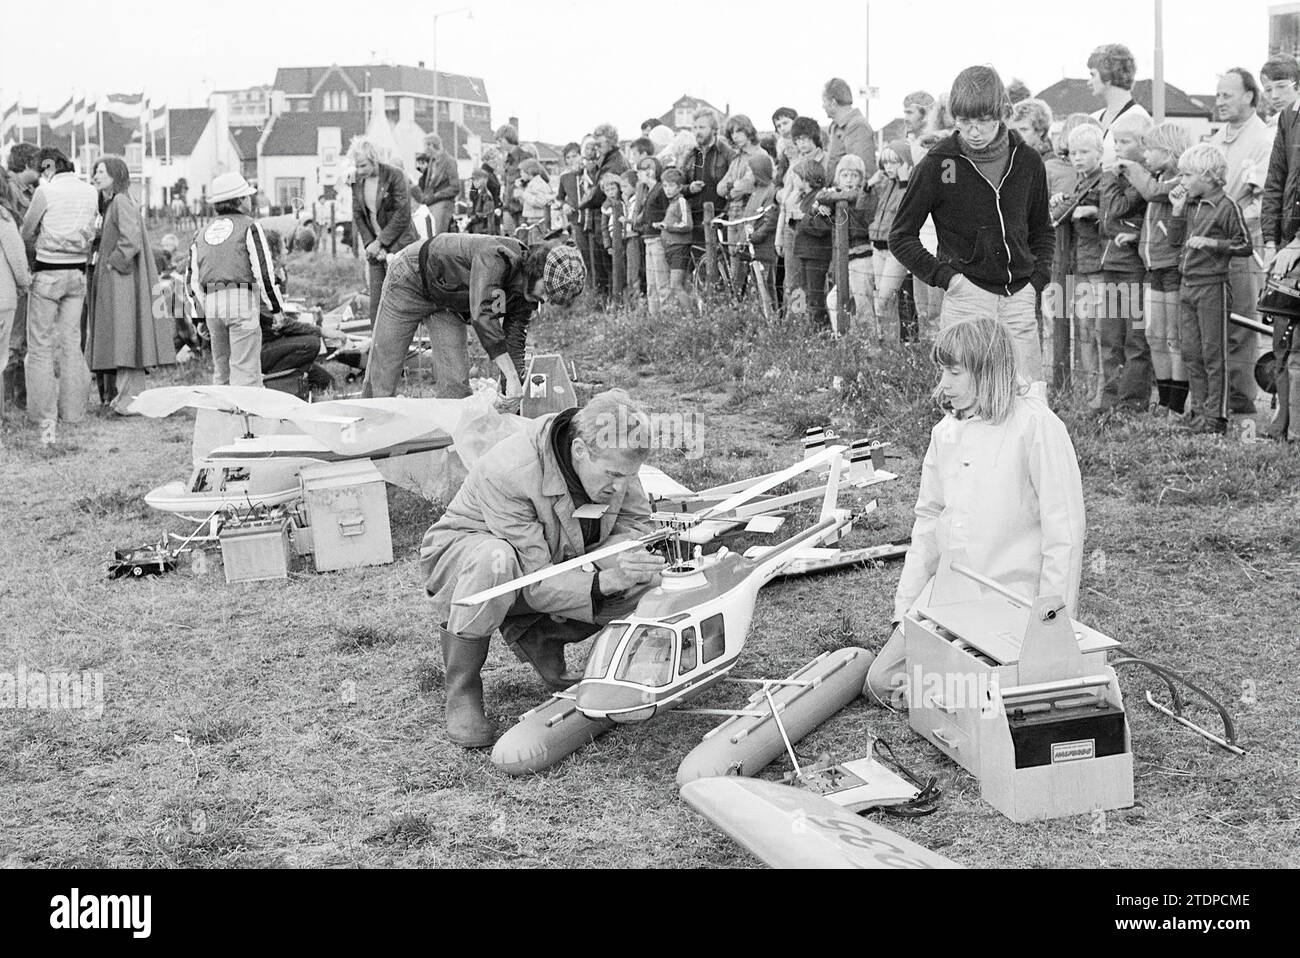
184, 172, 286, 387
360, 235, 586, 405
419, 387, 665, 746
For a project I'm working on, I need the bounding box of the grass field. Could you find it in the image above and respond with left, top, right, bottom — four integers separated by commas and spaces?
1, 247, 1297, 868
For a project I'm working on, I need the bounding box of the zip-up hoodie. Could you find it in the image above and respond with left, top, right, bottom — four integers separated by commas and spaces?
889, 127, 1054, 296
20, 172, 98, 267
867, 176, 904, 243
1168, 189, 1253, 285
1099, 169, 1146, 273
1126, 165, 1181, 271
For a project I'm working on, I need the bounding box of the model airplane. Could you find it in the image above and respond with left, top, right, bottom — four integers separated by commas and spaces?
680, 777, 961, 869
129, 386, 494, 517
453, 443, 909, 776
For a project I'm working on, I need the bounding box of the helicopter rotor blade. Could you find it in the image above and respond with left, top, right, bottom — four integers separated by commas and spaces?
452, 528, 674, 607
695, 445, 847, 524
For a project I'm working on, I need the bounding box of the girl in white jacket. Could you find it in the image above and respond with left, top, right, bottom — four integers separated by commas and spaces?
866, 317, 1086, 706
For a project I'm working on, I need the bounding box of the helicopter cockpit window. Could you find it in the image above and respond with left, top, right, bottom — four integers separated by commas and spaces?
584, 623, 630, 680
679, 626, 697, 675
221, 466, 252, 489
701, 613, 725, 663
191, 469, 214, 493
614, 625, 676, 687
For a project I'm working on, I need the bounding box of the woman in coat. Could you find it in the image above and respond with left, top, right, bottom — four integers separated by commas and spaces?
0, 187, 32, 422
87, 155, 173, 415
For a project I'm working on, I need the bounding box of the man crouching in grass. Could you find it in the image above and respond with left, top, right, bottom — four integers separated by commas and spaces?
419, 390, 666, 747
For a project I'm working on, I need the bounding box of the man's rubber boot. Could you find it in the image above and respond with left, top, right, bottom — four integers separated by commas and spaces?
510, 631, 584, 691
439, 625, 496, 748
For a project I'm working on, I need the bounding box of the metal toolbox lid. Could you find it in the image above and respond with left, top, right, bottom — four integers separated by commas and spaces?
299, 459, 385, 491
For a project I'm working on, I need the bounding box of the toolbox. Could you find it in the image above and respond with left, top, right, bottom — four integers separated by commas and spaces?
904, 561, 1134, 822
299, 460, 393, 572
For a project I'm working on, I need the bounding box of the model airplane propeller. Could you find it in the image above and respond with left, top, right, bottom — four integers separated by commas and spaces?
453, 442, 909, 776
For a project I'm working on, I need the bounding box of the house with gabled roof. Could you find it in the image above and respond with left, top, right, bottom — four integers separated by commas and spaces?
1035, 78, 1218, 141
660, 95, 727, 131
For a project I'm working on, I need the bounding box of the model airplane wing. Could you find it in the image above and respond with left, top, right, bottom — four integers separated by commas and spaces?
680, 777, 961, 870
452, 529, 675, 607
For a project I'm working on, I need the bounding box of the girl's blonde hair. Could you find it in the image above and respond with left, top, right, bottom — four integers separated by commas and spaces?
931, 317, 1020, 423
1144, 122, 1192, 163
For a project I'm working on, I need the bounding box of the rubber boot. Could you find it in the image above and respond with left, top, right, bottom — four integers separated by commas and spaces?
439, 624, 496, 748
510, 629, 585, 691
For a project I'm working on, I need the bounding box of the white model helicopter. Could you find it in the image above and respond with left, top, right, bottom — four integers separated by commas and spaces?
454, 442, 909, 776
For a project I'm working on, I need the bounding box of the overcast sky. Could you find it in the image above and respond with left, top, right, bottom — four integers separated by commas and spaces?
0, 0, 1279, 142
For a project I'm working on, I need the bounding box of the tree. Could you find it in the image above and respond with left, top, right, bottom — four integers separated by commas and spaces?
171, 178, 188, 202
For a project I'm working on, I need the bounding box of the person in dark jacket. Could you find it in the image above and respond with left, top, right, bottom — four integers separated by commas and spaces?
360, 236, 586, 403
496, 125, 529, 236
792, 159, 834, 328
681, 110, 735, 267
349, 137, 418, 321
889, 65, 1054, 386
578, 123, 629, 298
1096, 110, 1153, 413
1261, 53, 1300, 441
413, 133, 461, 235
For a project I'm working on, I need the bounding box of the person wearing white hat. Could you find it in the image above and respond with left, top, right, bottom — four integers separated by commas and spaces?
184, 172, 285, 387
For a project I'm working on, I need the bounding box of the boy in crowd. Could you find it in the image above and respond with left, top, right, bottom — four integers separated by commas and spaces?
889, 65, 1054, 386
1169, 144, 1254, 435
654, 168, 694, 312
1052, 124, 1106, 401
1097, 111, 1153, 412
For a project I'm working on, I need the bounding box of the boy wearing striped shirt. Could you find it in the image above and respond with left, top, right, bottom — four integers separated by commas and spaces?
1168, 144, 1254, 435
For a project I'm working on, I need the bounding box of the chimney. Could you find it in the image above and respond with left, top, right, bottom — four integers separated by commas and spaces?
370, 87, 386, 127
418, 60, 425, 69
399, 96, 415, 126
509, 115, 520, 136
270, 89, 288, 118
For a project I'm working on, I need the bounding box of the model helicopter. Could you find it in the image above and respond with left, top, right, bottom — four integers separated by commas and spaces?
453, 442, 909, 777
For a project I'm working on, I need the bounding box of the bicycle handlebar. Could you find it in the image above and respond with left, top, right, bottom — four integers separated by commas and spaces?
711, 206, 771, 228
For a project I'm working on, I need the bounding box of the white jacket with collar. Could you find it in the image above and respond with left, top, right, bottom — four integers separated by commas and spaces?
893, 394, 1086, 623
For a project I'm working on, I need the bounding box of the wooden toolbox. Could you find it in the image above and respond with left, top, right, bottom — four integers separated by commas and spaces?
904, 566, 1134, 822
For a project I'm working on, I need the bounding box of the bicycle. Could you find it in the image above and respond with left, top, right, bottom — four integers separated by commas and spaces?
691, 207, 776, 320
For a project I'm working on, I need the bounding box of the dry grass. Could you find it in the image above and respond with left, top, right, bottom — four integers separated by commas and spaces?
1, 267, 1297, 869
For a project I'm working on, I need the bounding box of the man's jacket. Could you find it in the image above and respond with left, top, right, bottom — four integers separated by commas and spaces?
414, 233, 536, 360
415, 153, 461, 207
888, 127, 1054, 296
419, 413, 653, 623
1262, 102, 1300, 247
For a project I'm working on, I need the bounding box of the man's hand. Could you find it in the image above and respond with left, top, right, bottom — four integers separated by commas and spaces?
599, 548, 665, 593
1269, 242, 1300, 277
1049, 191, 1067, 207
1185, 236, 1215, 250
688, 180, 705, 194
364, 239, 383, 261
1115, 232, 1138, 247
1073, 205, 1099, 220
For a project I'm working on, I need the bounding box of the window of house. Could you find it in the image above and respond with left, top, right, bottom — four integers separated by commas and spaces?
275, 178, 305, 208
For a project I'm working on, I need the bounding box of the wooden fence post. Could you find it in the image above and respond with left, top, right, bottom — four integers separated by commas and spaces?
331, 205, 337, 259
611, 201, 625, 299
703, 201, 717, 292
833, 200, 851, 336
